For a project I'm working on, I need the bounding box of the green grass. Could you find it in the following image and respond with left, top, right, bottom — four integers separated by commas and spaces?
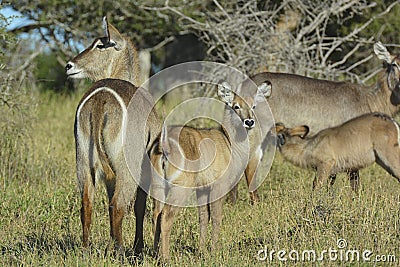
1, 91, 400, 266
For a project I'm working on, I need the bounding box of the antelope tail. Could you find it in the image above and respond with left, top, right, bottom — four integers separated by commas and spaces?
92, 104, 115, 180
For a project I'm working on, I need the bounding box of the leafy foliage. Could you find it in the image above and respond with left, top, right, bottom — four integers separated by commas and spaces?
34, 52, 72, 92
0, 4, 16, 73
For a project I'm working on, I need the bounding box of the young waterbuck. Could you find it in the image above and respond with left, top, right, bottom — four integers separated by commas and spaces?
150, 83, 272, 261
242, 42, 400, 193
274, 112, 400, 192
217, 80, 273, 204
67, 18, 160, 256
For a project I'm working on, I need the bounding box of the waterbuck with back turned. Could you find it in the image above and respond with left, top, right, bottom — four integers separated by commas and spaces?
243, 42, 400, 193
150, 83, 272, 261
274, 112, 400, 191
66, 17, 161, 256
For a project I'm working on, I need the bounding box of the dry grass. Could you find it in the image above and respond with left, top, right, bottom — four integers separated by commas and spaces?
1, 91, 400, 266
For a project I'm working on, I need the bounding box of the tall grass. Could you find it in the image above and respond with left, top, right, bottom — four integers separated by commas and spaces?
1, 90, 400, 266
0, 83, 35, 185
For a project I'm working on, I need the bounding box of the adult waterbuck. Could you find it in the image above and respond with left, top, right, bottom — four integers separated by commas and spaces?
274, 112, 400, 191
150, 83, 272, 261
66, 17, 160, 256
244, 42, 400, 193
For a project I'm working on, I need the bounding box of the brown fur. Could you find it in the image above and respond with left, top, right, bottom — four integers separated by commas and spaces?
218, 81, 272, 204
68, 17, 160, 255
75, 79, 160, 254
150, 126, 233, 261
250, 43, 400, 133
66, 17, 139, 86
149, 81, 269, 261
275, 113, 400, 191
244, 42, 400, 191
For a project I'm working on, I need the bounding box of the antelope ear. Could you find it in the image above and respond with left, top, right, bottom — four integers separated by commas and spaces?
290, 125, 309, 138
217, 82, 234, 106
102, 17, 110, 42
255, 81, 272, 103
374, 42, 393, 64
274, 122, 286, 134
103, 17, 125, 51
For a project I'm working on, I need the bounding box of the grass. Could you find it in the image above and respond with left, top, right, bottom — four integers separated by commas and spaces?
1, 90, 400, 266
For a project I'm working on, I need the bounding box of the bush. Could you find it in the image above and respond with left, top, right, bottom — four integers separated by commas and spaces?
34, 52, 73, 93
0, 5, 37, 187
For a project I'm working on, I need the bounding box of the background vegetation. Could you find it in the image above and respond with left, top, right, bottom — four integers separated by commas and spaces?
1, 1, 400, 266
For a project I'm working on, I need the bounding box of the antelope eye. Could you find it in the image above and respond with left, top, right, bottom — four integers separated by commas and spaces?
233, 104, 240, 110
277, 134, 285, 146
252, 105, 256, 109
96, 41, 116, 49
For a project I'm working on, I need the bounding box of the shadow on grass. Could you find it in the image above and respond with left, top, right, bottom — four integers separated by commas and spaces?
1, 232, 79, 264
0, 232, 150, 265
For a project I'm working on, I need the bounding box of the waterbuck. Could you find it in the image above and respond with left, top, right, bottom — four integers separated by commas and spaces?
66, 18, 160, 255
65, 17, 139, 86
243, 42, 400, 193
150, 83, 272, 261
217, 81, 273, 204
274, 112, 400, 192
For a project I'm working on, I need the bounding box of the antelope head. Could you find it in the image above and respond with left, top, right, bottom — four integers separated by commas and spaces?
374, 42, 400, 104
274, 123, 309, 148
218, 80, 272, 129
65, 17, 128, 81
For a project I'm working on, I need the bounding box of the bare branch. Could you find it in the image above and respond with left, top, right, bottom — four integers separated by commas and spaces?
149, 0, 399, 82
8, 49, 41, 77
141, 3, 206, 27
144, 36, 176, 52
213, 0, 231, 20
